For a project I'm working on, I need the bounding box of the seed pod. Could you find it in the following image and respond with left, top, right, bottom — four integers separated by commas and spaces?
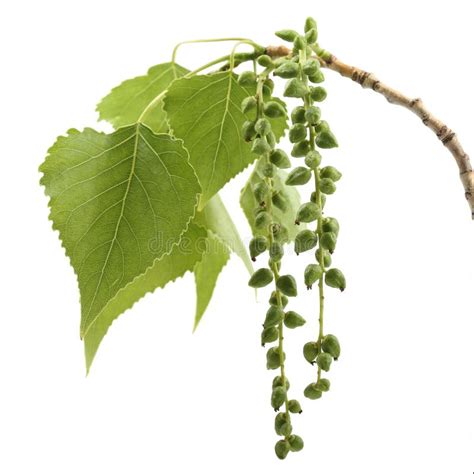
264, 305, 284, 327
273, 61, 299, 79
257, 54, 273, 68
284, 310, 306, 329
275, 29, 299, 42
255, 118, 272, 136
293, 35, 306, 51
264, 78, 275, 94
316, 130, 339, 149
238, 71, 257, 86
255, 211, 271, 229
320, 177, 337, 194
241, 96, 257, 113
304, 105, 321, 125
251, 137, 271, 155
320, 231, 337, 253
304, 16, 318, 33
291, 106, 306, 124
289, 124, 307, 144
285, 167, 312, 186
261, 326, 278, 345
322, 334, 341, 359
263, 101, 286, 118
280, 421, 293, 437
272, 191, 288, 212
314, 120, 329, 133
316, 353, 333, 372
269, 242, 284, 262
284, 78, 308, 99
267, 131, 276, 148
294, 229, 318, 254
249, 236, 268, 261
276, 274, 298, 297
266, 347, 282, 370
291, 140, 311, 158
305, 150, 322, 169
322, 217, 340, 236
304, 263, 323, 289
253, 181, 268, 203
272, 223, 289, 243
309, 71, 325, 84
320, 165, 342, 182
315, 248, 332, 267
248, 268, 273, 288
303, 341, 318, 363
296, 202, 321, 223
288, 399, 302, 414
269, 291, 288, 308
274, 439, 291, 460
302, 59, 320, 76
262, 163, 275, 178
288, 434, 304, 452
304, 383, 322, 400
274, 412, 290, 435
310, 86, 327, 102
272, 376, 290, 390
305, 28, 318, 44
315, 378, 331, 392
271, 386, 287, 410
269, 149, 291, 169
241, 120, 256, 142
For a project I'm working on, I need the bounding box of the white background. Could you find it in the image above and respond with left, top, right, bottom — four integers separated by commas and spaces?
1, 0, 473, 472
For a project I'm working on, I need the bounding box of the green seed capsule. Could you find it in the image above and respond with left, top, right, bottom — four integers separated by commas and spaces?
280, 422, 293, 437
315, 378, 331, 392
304, 16, 317, 33
271, 386, 287, 410
269, 292, 288, 308
276, 274, 298, 297
261, 326, 278, 345
305, 28, 318, 44
275, 29, 299, 42
284, 78, 308, 99
293, 34, 306, 50
291, 140, 311, 158
309, 71, 325, 83
322, 334, 341, 359
316, 352, 333, 372
255, 118, 272, 136
304, 105, 321, 125
284, 310, 306, 329
305, 150, 322, 169
288, 399, 302, 414
320, 177, 337, 194
272, 191, 288, 212
294, 229, 318, 254
253, 181, 268, 203
249, 236, 268, 261
314, 120, 330, 133
304, 383, 322, 400
322, 217, 340, 236
316, 130, 339, 149
267, 131, 276, 148
311, 86, 327, 102
291, 106, 306, 124
269, 242, 284, 262
285, 167, 312, 186
272, 223, 289, 243
248, 268, 273, 288
274, 439, 291, 460
273, 61, 299, 79
288, 434, 304, 452
320, 166, 342, 182
274, 412, 290, 435
238, 71, 257, 86
264, 305, 284, 327
257, 54, 273, 68
315, 248, 332, 267
289, 124, 307, 144
320, 231, 337, 253
266, 347, 282, 370
302, 59, 320, 76
252, 137, 271, 155
272, 375, 290, 390
304, 263, 323, 289
255, 211, 271, 229
296, 202, 321, 223
241, 96, 257, 113
269, 149, 291, 169
303, 341, 319, 363
264, 78, 275, 94
241, 120, 256, 142
262, 163, 275, 178
263, 101, 286, 118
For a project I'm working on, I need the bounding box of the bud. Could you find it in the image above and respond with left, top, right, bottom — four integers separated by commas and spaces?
284, 310, 306, 328
273, 61, 299, 79
255, 118, 272, 136
255, 211, 271, 229
304, 105, 321, 125
304, 16, 318, 33
288, 434, 304, 452
238, 71, 257, 86
309, 71, 325, 83
271, 386, 287, 410
269, 242, 284, 262
303, 341, 318, 363
302, 59, 320, 76
274, 439, 291, 460
320, 165, 342, 182
319, 177, 337, 194
304, 263, 323, 289
322, 217, 340, 236
296, 202, 321, 223
291, 106, 306, 124
248, 267, 273, 288
325, 268, 346, 291
320, 231, 337, 253
266, 346, 282, 370
272, 376, 290, 390
315, 378, 331, 392
322, 334, 341, 359
262, 163, 275, 178
305, 28, 318, 44
275, 29, 299, 42
304, 383, 322, 400
294, 229, 318, 254
289, 124, 307, 143
264, 305, 284, 327
249, 236, 268, 261
263, 101, 286, 118
291, 139, 311, 157
285, 167, 312, 186
276, 274, 298, 297
305, 150, 322, 169
310, 86, 327, 102
315, 248, 332, 267
270, 149, 291, 169
284, 78, 308, 99
261, 326, 278, 345
288, 399, 302, 414
316, 130, 339, 149
251, 137, 271, 155
241, 120, 256, 142
257, 54, 273, 68
316, 352, 333, 372
272, 191, 288, 212
269, 292, 288, 308
241, 96, 257, 113
293, 35, 306, 51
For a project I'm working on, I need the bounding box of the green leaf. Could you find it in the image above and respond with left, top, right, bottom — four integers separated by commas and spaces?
240, 158, 304, 242
163, 71, 287, 207
195, 193, 253, 275
97, 62, 189, 133
40, 123, 200, 344
193, 231, 230, 331
84, 222, 207, 371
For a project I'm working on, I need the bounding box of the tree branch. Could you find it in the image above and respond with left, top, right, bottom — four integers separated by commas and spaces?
266, 46, 474, 219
